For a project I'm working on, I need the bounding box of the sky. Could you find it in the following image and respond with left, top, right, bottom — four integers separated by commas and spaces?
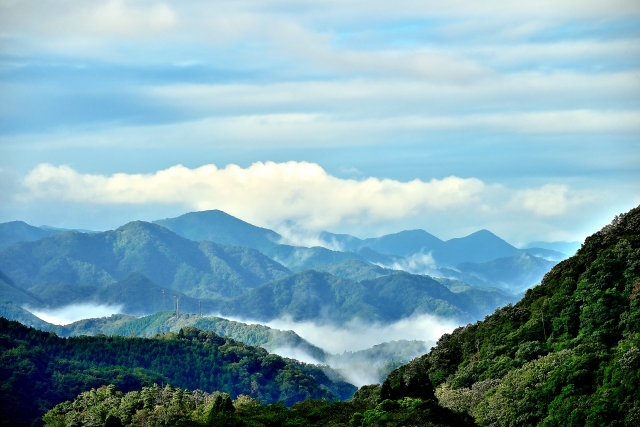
1, 0, 639, 245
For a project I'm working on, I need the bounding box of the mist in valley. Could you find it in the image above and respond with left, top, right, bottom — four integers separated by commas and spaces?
26, 303, 124, 326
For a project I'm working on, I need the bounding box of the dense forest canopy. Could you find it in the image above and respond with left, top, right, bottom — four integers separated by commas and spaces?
379, 206, 640, 426
0, 319, 355, 426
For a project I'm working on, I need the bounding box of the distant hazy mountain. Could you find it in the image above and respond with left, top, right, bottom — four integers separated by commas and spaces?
214, 270, 516, 324
311, 259, 395, 282
154, 210, 378, 270
523, 240, 582, 256
339, 229, 444, 256
518, 247, 567, 261
328, 226, 559, 266
314, 249, 554, 297
440, 252, 556, 294
154, 210, 281, 252
39, 225, 98, 234
0, 220, 62, 250
0, 269, 41, 306
265, 244, 366, 270
328, 339, 434, 384
0, 221, 291, 301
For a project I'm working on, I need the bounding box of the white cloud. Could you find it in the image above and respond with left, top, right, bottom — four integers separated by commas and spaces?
266, 313, 455, 353
17, 162, 597, 235
26, 303, 123, 325
510, 184, 593, 217
374, 252, 439, 275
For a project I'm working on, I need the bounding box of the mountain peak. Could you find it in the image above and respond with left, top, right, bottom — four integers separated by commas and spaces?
154, 210, 280, 250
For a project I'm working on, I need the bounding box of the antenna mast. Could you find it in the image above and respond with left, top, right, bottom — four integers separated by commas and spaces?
162, 289, 166, 311
199, 300, 202, 317
174, 295, 180, 318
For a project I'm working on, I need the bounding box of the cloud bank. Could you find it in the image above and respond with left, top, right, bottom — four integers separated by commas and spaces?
266, 313, 456, 354
17, 161, 595, 240
27, 303, 123, 325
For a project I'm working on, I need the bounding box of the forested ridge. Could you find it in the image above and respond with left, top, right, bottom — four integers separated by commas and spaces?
0, 319, 355, 426
380, 205, 640, 426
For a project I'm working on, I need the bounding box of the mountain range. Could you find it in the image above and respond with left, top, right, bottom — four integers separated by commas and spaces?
2, 206, 633, 427
0, 208, 563, 336
157, 210, 568, 266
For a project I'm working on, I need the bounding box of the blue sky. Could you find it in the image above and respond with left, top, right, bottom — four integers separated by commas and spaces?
1, 0, 639, 244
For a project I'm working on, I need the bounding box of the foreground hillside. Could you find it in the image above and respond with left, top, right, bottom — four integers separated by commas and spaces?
0, 319, 355, 426
380, 206, 640, 426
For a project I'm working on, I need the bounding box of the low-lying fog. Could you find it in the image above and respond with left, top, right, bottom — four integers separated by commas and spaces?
265, 313, 455, 354
26, 303, 123, 325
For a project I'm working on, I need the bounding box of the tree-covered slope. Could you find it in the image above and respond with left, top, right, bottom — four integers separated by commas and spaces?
380, 206, 640, 426
0, 318, 356, 426
54, 311, 330, 362
0, 221, 291, 301
215, 270, 516, 324
311, 259, 395, 282
0, 268, 41, 306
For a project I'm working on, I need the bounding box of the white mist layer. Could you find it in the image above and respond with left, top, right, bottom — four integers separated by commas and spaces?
374, 251, 439, 275
265, 313, 458, 354
26, 303, 123, 325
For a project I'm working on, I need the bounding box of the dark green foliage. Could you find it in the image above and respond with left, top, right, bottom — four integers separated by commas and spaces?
380, 357, 435, 401
380, 205, 640, 426
43, 384, 475, 427
0, 319, 355, 426
352, 384, 382, 406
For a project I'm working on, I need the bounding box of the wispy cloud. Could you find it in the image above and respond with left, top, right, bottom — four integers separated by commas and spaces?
26, 303, 123, 325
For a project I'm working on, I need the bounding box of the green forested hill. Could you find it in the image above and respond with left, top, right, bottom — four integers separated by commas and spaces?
0, 221, 291, 301
54, 311, 330, 361
0, 318, 356, 426
380, 206, 640, 426
0, 268, 41, 306
310, 259, 395, 282
214, 270, 517, 324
